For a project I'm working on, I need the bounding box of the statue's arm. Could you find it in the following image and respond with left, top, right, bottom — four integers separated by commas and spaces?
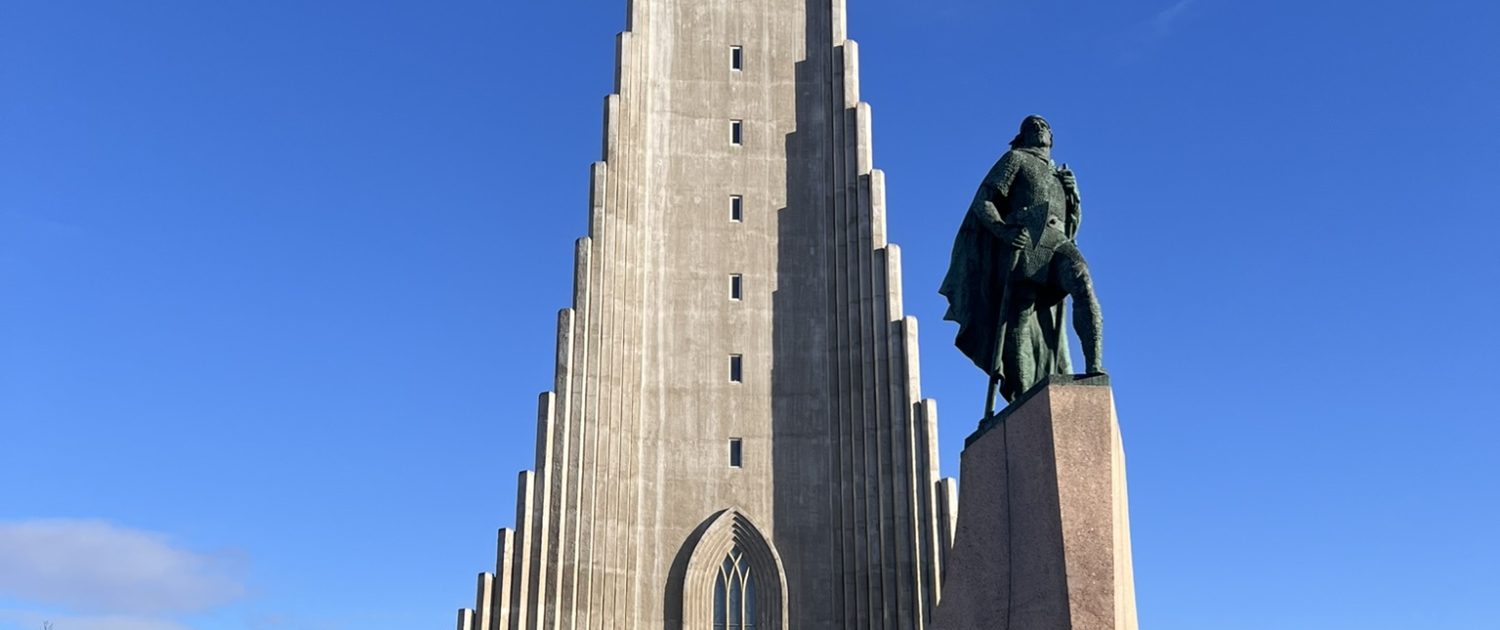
1067, 197, 1082, 239
1059, 166, 1082, 239
972, 198, 1007, 237
970, 154, 1022, 239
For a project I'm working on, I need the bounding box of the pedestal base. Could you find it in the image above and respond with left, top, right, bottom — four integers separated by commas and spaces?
931, 375, 1137, 630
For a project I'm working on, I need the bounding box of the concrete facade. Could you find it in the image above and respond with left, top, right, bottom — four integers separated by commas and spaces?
455, 1, 956, 628
930, 375, 1137, 630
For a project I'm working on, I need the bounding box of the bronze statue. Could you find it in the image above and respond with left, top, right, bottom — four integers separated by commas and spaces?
939, 115, 1105, 420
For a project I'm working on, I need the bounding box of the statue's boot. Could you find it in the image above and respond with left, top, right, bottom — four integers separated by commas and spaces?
1073, 289, 1105, 375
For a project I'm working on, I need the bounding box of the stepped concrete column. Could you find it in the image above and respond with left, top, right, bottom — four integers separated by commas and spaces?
931, 375, 1137, 630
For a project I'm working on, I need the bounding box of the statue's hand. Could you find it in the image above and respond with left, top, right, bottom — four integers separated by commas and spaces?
1007, 227, 1030, 249
1057, 168, 1079, 195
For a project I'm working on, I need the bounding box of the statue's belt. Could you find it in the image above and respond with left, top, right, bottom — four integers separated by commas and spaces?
1009, 201, 1070, 251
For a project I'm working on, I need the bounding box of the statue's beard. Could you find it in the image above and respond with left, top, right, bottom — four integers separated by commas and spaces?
1009, 132, 1052, 159
1017, 142, 1051, 160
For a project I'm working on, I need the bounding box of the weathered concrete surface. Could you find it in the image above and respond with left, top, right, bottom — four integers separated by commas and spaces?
931, 375, 1137, 630
455, 1, 956, 628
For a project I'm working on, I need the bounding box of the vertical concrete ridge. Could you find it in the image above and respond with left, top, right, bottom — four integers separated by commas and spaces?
831, 0, 848, 43
608, 22, 643, 629
828, 37, 861, 629
556, 231, 593, 630
837, 20, 949, 623
630, 26, 653, 627
583, 95, 623, 625
619, 15, 649, 629
568, 108, 617, 624
820, 16, 851, 621
842, 36, 891, 627
898, 316, 922, 407
935, 476, 957, 578
547, 28, 614, 628
475, 572, 495, 630
921, 400, 945, 590
585, 81, 627, 624
600, 27, 630, 627
854, 103, 873, 177
636, 1, 670, 622
621, 19, 647, 621
884, 312, 918, 628
613, 31, 632, 97
869, 169, 888, 249
511, 471, 536, 628
860, 184, 881, 624
458, 608, 474, 630
912, 400, 941, 617
600, 94, 617, 166
526, 393, 555, 628
883, 246, 904, 323
816, 25, 849, 626
841, 40, 860, 108
495, 529, 515, 630
836, 42, 869, 628
534, 16, 649, 628
541, 310, 576, 629
582, 98, 618, 630
594, 32, 632, 627
844, 42, 877, 628
863, 169, 898, 629
546, 310, 571, 624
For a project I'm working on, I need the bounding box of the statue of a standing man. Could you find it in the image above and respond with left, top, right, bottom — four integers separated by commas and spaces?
939, 115, 1105, 419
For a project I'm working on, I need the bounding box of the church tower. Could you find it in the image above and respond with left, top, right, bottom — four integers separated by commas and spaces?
456, 1, 956, 628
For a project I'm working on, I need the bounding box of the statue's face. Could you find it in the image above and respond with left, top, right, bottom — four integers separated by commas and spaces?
1018, 117, 1052, 148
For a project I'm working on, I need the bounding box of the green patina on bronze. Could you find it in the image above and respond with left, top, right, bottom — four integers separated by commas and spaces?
940, 115, 1106, 420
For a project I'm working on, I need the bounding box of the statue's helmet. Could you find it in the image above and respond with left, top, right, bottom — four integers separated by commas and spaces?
1010, 115, 1052, 148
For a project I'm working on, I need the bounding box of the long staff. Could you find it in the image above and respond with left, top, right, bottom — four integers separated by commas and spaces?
984, 247, 1023, 422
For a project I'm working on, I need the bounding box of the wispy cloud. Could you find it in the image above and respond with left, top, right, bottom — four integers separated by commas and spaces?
1148, 0, 1200, 37
1114, 0, 1208, 63
0, 519, 246, 616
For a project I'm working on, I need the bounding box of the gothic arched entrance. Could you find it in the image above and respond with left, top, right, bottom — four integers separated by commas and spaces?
674, 509, 789, 630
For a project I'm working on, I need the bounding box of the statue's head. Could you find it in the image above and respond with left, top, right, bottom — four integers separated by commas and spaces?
1009, 115, 1052, 149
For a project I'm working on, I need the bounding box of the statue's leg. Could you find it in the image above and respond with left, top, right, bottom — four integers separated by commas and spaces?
1003, 287, 1038, 401
1058, 246, 1105, 374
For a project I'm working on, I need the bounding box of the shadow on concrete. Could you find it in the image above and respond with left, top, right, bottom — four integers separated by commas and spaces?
769, 1, 838, 627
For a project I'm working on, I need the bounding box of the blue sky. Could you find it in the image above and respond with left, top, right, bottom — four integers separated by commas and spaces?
2, 1, 1497, 629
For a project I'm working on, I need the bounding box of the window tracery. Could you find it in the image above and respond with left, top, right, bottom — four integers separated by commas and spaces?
712, 546, 757, 629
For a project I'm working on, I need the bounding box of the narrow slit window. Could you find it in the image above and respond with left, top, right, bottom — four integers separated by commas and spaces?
730, 120, 743, 146
729, 354, 743, 383
730, 46, 743, 71
729, 195, 743, 222
729, 439, 743, 468
729, 274, 743, 301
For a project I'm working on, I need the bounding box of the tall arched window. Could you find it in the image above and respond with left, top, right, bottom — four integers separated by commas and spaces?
678, 509, 785, 630
712, 546, 757, 629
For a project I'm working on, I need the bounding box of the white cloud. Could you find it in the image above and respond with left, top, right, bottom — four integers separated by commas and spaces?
0, 519, 245, 616
1149, 0, 1199, 36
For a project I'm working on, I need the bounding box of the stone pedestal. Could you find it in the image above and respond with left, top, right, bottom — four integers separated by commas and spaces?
931, 375, 1137, 630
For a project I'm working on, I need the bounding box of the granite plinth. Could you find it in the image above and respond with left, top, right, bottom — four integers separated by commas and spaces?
931, 375, 1137, 630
